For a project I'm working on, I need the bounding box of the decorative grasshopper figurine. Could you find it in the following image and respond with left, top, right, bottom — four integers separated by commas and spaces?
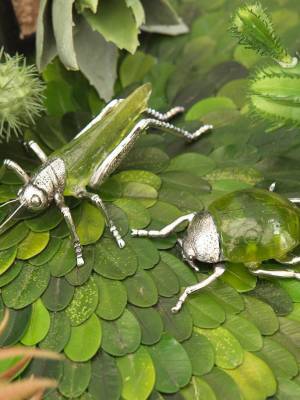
132, 184, 300, 313
0, 83, 212, 267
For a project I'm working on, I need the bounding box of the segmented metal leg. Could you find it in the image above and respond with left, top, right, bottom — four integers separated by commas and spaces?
54, 193, 84, 267
78, 191, 125, 249
249, 268, 300, 279
131, 213, 196, 238
269, 182, 300, 203
172, 263, 227, 314
0, 159, 29, 183
24, 141, 47, 163
145, 106, 185, 121
145, 118, 213, 141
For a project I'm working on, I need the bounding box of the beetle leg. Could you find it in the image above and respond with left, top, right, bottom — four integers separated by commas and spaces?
0, 159, 29, 184
249, 268, 300, 279
24, 141, 47, 163
172, 263, 227, 314
54, 193, 84, 267
77, 191, 125, 249
131, 213, 196, 237
145, 106, 185, 121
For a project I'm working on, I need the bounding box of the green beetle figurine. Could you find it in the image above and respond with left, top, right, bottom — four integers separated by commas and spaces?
132, 184, 300, 313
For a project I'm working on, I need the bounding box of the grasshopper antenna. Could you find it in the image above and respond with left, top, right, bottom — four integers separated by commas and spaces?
0, 203, 24, 232
0, 199, 19, 208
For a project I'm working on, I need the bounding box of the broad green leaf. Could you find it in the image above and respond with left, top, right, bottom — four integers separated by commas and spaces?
158, 187, 204, 212
94, 238, 137, 279
43, 80, 77, 116
254, 157, 300, 182
2, 263, 50, 309
120, 52, 155, 87
156, 296, 193, 342
148, 201, 185, 231
186, 292, 226, 329
222, 351, 277, 400
211, 179, 252, 193
0, 260, 23, 287
274, 377, 300, 400
217, 79, 248, 109
181, 376, 216, 400
84, 0, 140, 54
143, 62, 176, 101
166, 153, 216, 176
116, 346, 155, 400
147, 260, 180, 297
20, 298, 50, 345
195, 326, 243, 369
115, 170, 162, 190
0, 306, 32, 346
59, 359, 91, 398
254, 337, 298, 379
181, 332, 214, 376
89, 350, 122, 400
123, 268, 158, 307
118, 147, 170, 173
65, 246, 95, 286
220, 263, 257, 292
65, 313, 102, 362
65, 277, 98, 326
222, 314, 263, 351
127, 237, 160, 270
25, 204, 63, 232
49, 238, 76, 277
103, 203, 129, 239
201, 367, 243, 400
210, 145, 260, 168
186, 97, 236, 121
100, 309, 141, 356
96, 177, 122, 201
77, 201, 105, 245
126, 0, 145, 27
41, 276, 75, 311
147, 334, 192, 393
40, 312, 71, 352
127, 304, 164, 345
94, 275, 127, 320
75, 0, 98, 13
17, 231, 50, 260
274, 317, 300, 362
204, 167, 263, 185
52, 0, 78, 70
121, 182, 157, 208
147, 220, 177, 249
240, 295, 279, 335
160, 251, 198, 286
29, 237, 61, 266
0, 222, 29, 251
51, 204, 82, 238
114, 198, 151, 228
0, 245, 17, 275
191, 12, 228, 40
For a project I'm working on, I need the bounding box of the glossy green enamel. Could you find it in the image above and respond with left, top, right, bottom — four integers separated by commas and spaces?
208, 189, 300, 263
50, 83, 152, 195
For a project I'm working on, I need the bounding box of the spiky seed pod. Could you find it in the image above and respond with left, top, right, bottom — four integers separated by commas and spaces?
248, 63, 300, 130
0, 49, 45, 141
229, 2, 296, 66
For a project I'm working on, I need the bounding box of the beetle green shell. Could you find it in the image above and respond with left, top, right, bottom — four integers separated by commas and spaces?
208, 189, 300, 263
49, 83, 152, 195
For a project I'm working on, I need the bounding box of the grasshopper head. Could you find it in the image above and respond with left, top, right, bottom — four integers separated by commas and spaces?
18, 184, 49, 211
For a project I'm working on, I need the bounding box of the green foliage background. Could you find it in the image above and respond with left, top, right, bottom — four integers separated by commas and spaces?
2, 0, 300, 399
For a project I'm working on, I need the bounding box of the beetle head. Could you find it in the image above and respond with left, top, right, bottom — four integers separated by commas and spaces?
18, 184, 49, 211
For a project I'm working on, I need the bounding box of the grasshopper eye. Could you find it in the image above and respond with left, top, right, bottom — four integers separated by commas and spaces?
31, 195, 41, 208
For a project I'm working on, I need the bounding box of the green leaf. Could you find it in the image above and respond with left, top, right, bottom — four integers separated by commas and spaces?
84, 0, 140, 54
51, 204, 82, 238
40, 312, 71, 352
94, 238, 137, 280
186, 97, 236, 121
20, 298, 50, 345
29, 237, 61, 266
65, 246, 95, 286
240, 295, 279, 335
0, 245, 17, 275
64, 277, 99, 326
147, 260, 180, 297
127, 237, 160, 270
181, 331, 215, 376
121, 182, 158, 208
120, 51, 155, 88
114, 198, 151, 228
52, 0, 78, 70
147, 219, 177, 249
100, 309, 141, 356
89, 350, 122, 400
209, 145, 260, 168
49, 238, 76, 277
64, 313, 102, 362
94, 275, 127, 320
274, 377, 300, 400
222, 351, 277, 400
220, 263, 257, 292
254, 337, 298, 379
271, 317, 300, 363
205, 167, 263, 185
201, 367, 243, 400
158, 187, 204, 212
0, 306, 32, 347
148, 201, 185, 231
59, 359, 91, 398
222, 314, 263, 352
43, 81, 77, 116
118, 147, 170, 173
17, 231, 50, 260
181, 376, 216, 400
116, 346, 155, 400
211, 179, 252, 193
166, 153, 216, 176
115, 170, 162, 191
126, 0, 145, 26
147, 333, 192, 393
103, 203, 129, 239
41, 276, 75, 311
0, 222, 29, 251
127, 304, 163, 345
95, 177, 122, 202
156, 296, 193, 342
123, 268, 158, 307
160, 251, 198, 287
25, 204, 63, 232
0, 260, 23, 287
75, 0, 98, 13
77, 201, 105, 245
2, 263, 50, 309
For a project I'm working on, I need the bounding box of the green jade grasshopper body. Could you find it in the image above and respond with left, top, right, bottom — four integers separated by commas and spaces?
0, 83, 212, 267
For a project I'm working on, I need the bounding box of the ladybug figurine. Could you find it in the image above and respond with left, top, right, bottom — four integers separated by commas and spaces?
132, 184, 300, 313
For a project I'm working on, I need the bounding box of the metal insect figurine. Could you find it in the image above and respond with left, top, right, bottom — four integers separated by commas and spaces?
132, 183, 300, 314
0, 83, 212, 267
